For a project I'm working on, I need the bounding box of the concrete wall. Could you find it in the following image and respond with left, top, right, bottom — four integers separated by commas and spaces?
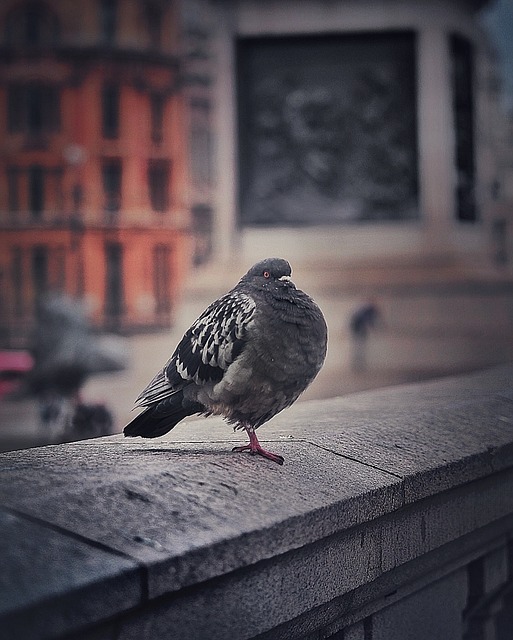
2, 365, 513, 639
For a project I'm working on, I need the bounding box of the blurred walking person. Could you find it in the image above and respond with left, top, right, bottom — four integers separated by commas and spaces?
349, 301, 381, 372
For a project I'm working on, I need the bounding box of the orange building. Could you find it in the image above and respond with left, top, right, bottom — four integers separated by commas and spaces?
0, 0, 196, 347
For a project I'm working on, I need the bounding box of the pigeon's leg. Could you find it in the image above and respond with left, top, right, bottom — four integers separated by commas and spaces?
232, 427, 284, 465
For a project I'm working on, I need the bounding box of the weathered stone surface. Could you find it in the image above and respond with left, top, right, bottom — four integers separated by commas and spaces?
343, 622, 365, 640
0, 439, 402, 599
77, 473, 513, 640
260, 366, 513, 501
483, 544, 509, 593
1, 364, 512, 639
371, 568, 468, 639
0, 509, 141, 640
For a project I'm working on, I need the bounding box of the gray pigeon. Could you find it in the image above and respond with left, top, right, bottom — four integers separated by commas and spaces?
124, 258, 327, 464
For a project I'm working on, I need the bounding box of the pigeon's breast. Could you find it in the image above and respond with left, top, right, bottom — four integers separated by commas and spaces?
202, 290, 327, 426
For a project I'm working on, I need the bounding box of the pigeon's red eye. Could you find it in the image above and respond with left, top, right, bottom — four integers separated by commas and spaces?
263, 270, 271, 279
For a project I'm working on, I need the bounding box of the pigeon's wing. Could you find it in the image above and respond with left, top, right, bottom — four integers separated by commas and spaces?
133, 367, 174, 408
134, 291, 256, 408
171, 291, 256, 386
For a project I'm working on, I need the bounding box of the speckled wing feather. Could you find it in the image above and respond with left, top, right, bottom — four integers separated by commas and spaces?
134, 291, 256, 408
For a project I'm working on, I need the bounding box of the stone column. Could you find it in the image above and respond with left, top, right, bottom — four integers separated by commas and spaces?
417, 24, 456, 252
212, 5, 239, 264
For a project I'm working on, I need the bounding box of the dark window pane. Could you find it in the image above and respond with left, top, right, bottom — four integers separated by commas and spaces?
29, 165, 44, 218
102, 83, 120, 138
7, 85, 24, 132
32, 245, 48, 297
237, 32, 418, 225
5, 2, 59, 46
105, 242, 124, 322
450, 34, 476, 222
7, 83, 60, 135
145, 2, 163, 50
102, 159, 122, 215
27, 3, 41, 43
148, 160, 170, 212
101, 0, 117, 43
11, 247, 23, 317
44, 85, 61, 132
27, 84, 44, 134
7, 167, 20, 213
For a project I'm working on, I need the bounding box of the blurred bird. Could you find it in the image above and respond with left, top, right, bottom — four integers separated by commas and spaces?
28, 293, 126, 438
124, 258, 328, 464
28, 294, 96, 401
28, 294, 128, 398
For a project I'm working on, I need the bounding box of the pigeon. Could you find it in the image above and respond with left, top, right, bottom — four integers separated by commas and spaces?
124, 257, 327, 464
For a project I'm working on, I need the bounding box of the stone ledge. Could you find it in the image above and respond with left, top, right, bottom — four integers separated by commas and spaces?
1, 365, 513, 639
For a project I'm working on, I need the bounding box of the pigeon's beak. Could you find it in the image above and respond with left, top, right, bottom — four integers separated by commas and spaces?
278, 275, 295, 288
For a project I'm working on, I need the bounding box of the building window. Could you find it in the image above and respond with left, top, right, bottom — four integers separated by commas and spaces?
8, 83, 60, 136
148, 160, 170, 212
29, 165, 44, 219
7, 166, 64, 221
53, 246, 66, 292
450, 34, 477, 222
7, 167, 20, 214
5, 2, 60, 46
153, 244, 171, 314
100, 0, 117, 44
102, 83, 120, 139
150, 94, 165, 144
7, 85, 23, 132
7, 164, 64, 221
11, 247, 24, 317
27, 84, 44, 134
105, 242, 124, 323
190, 127, 213, 185
32, 245, 48, 298
144, 1, 163, 50
102, 159, 122, 215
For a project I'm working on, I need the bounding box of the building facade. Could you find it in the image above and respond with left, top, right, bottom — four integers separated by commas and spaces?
0, 0, 199, 346
198, 0, 505, 271
0, 0, 507, 349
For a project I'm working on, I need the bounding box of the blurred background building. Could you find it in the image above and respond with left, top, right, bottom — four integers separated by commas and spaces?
0, 0, 197, 346
206, 0, 511, 271
0, 0, 511, 349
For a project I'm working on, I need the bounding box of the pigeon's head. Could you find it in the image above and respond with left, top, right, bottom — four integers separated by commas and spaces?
241, 258, 295, 290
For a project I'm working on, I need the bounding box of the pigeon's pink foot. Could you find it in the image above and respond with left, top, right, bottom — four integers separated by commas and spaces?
232, 429, 284, 465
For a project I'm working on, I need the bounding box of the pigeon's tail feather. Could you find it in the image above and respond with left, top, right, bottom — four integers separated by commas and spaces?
124, 395, 192, 439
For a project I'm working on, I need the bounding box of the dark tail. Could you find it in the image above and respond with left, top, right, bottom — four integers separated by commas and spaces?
123, 393, 194, 438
